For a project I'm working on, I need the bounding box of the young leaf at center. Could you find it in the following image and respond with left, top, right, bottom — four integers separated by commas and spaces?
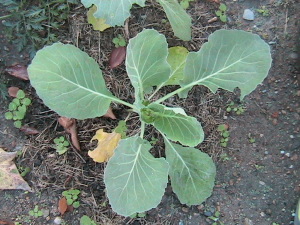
146, 103, 204, 147
126, 29, 171, 100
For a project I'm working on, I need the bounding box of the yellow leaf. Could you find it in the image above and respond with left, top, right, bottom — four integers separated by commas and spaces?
87, 5, 111, 32
88, 129, 121, 162
0, 148, 32, 191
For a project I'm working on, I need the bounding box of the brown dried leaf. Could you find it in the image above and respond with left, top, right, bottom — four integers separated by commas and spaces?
0, 148, 32, 191
58, 117, 81, 151
5, 64, 29, 80
8, 87, 20, 98
109, 47, 126, 69
58, 197, 68, 215
0, 220, 14, 225
20, 126, 39, 135
103, 107, 117, 119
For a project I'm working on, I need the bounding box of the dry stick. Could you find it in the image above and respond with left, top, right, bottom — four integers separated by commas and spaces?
284, 8, 289, 35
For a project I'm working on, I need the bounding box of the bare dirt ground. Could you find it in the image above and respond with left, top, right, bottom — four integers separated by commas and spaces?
0, 0, 300, 224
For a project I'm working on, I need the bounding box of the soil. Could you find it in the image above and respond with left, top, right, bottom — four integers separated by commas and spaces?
0, 0, 300, 225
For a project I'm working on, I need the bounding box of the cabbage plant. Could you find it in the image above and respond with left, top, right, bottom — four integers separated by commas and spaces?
28, 29, 272, 216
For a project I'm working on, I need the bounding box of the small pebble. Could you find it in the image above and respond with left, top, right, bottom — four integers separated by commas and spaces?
54, 217, 62, 225
285, 152, 290, 157
289, 165, 294, 169
245, 218, 254, 225
259, 181, 266, 186
182, 207, 189, 213
289, 52, 298, 60
204, 211, 213, 217
243, 9, 255, 21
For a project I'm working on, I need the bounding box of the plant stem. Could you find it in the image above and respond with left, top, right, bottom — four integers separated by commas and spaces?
148, 83, 164, 100
0, 14, 13, 20
154, 85, 190, 104
111, 97, 135, 110
140, 121, 145, 138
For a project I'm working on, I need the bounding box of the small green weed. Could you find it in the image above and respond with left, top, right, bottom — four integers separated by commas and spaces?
112, 34, 126, 47
180, 0, 194, 9
219, 153, 230, 161
18, 166, 31, 177
80, 215, 97, 225
129, 212, 147, 219
62, 189, 80, 208
54, 136, 70, 155
29, 205, 43, 218
257, 6, 269, 16
254, 164, 265, 171
216, 3, 227, 22
0, 0, 78, 57
248, 134, 256, 143
217, 124, 230, 147
208, 211, 224, 225
226, 101, 245, 115
5, 89, 31, 128
149, 137, 158, 145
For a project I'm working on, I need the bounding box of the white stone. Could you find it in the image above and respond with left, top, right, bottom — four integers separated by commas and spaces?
243, 9, 255, 21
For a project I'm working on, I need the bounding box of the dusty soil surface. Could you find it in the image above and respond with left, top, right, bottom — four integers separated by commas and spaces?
0, 0, 300, 225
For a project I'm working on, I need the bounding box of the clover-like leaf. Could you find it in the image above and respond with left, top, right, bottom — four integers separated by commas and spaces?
126, 29, 171, 100
28, 43, 116, 119
164, 138, 216, 205
104, 136, 169, 216
148, 103, 204, 147
180, 29, 272, 99
81, 0, 146, 26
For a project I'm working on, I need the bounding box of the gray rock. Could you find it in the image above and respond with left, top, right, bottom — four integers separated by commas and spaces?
243, 9, 255, 21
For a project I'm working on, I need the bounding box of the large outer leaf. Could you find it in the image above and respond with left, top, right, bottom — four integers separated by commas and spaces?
164, 139, 216, 205
81, 0, 146, 26
126, 29, 171, 99
157, 0, 192, 41
28, 43, 114, 119
180, 29, 272, 99
149, 103, 204, 147
104, 136, 169, 216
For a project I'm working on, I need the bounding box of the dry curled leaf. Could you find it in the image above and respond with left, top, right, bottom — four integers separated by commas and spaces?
0, 220, 14, 225
58, 197, 68, 215
109, 47, 126, 69
8, 87, 20, 98
104, 107, 117, 119
20, 126, 39, 135
58, 117, 81, 151
0, 148, 32, 191
88, 129, 121, 162
5, 64, 29, 80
